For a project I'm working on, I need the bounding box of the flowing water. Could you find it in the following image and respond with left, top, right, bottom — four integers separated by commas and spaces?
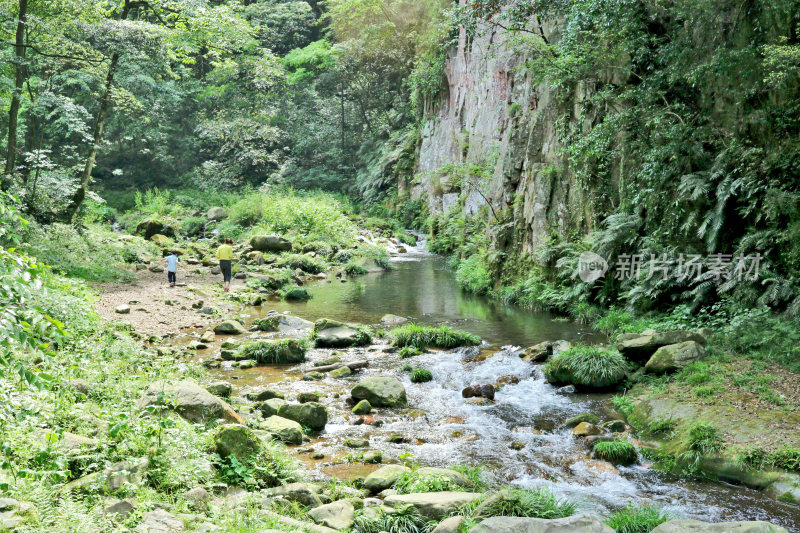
203, 242, 800, 531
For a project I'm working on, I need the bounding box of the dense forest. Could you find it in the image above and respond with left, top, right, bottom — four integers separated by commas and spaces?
1, 0, 800, 532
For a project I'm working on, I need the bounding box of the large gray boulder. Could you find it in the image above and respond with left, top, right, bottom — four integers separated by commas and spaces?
137, 509, 185, 532
383, 492, 482, 519
364, 464, 411, 493
308, 500, 355, 529
471, 515, 614, 533
433, 516, 465, 533
250, 234, 292, 252
645, 341, 706, 373
137, 381, 243, 424
651, 520, 788, 533
206, 207, 228, 221
258, 398, 287, 418
351, 377, 407, 407
617, 329, 707, 361
136, 217, 176, 240
263, 482, 324, 507
260, 415, 303, 444
214, 320, 247, 335
314, 318, 370, 348
277, 402, 328, 431
213, 424, 261, 460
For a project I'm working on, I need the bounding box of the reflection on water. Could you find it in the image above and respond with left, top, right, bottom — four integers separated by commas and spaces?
262, 253, 600, 347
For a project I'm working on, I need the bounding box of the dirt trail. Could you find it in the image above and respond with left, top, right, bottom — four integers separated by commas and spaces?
93, 266, 245, 337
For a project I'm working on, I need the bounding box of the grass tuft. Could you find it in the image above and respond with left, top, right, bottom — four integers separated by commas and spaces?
238, 339, 307, 364
390, 323, 481, 350
592, 439, 638, 465
605, 502, 670, 533
469, 487, 576, 520
410, 368, 433, 383
544, 345, 628, 389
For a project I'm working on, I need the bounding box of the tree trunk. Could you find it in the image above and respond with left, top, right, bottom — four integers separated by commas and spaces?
2, 0, 28, 189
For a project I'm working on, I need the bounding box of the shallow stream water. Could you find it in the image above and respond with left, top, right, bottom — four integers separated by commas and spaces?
200, 242, 800, 531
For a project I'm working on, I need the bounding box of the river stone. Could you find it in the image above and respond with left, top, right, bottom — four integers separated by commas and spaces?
214, 424, 261, 460
330, 366, 351, 378
137, 381, 243, 424
650, 520, 788, 532
213, 320, 247, 335
572, 422, 602, 436
205, 381, 232, 398
136, 217, 176, 240
352, 399, 372, 414
645, 341, 706, 373
115, 304, 131, 314
433, 516, 465, 533
380, 314, 408, 326
384, 492, 482, 520
764, 473, 800, 504
521, 341, 553, 363
248, 389, 284, 402
104, 498, 137, 519
364, 465, 411, 493
137, 508, 185, 532
250, 234, 292, 252
207, 207, 228, 221
314, 318, 369, 348
308, 500, 355, 529
263, 482, 324, 507
351, 377, 407, 407
565, 413, 599, 428
277, 402, 328, 431
415, 467, 473, 488
344, 438, 370, 448
471, 514, 615, 533
260, 415, 303, 444
297, 391, 321, 403
617, 329, 707, 361
258, 398, 287, 417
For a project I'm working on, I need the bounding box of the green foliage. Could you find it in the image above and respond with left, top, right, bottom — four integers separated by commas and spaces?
398, 346, 423, 358
739, 446, 800, 474
469, 487, 576, 520
281, 253, 328, 274
612, 395, 635, 416
402, 364, 413, 372
252, 316, 280, 331
393, 471, 465, 494
544, 346, 628, 389
390, 323, 481, 349
238, 339, 308, 364
410, 368, 433, 383
592, 439, 638, 466
351, 505, 436, 533
455, 254, 493, 295
282, 287, 312, 301
606, 502, 670, 533
450, 464, 488, 491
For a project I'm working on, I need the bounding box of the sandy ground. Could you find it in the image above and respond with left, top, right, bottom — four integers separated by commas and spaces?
92, 265, 246, 337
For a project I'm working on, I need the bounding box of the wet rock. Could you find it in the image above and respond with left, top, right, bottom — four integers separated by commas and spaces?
184, 487, 209, 510
284, 287, 311, 301
258, 398, 287, 417
384, 492, 482, 520
137, 381, 243, 424
433, 516, 465, 533
104, 498, 137, 519
521, 341, 552, 362
600, 420, 626, 432
138, 509, 185, 532
344, 438, 369, 448
572, 422, 602, 436
461, 384, 495, 400
250, 234, 292, 252
764, 473, 800, 505
260, 415, 303, 444
304, 371, 325, 381
565, 413, 599, 428
314, 318, 370, 348
556, 385, 576, 394
351, 377, 407, 407
277, 402, 328, 431
617, 330, 707, 361
380, 314, 409, 326
471, 514, 615, 533
388, 433, 407, 444
115, 304, 131, 314
364, 465, 411, 493
352, 399, 372, 415
207, 207, 228, 221
214, 424, 261, 460
645, 341, 706, 373
263, 482, 324, 507
247, 389, 284, 402
297, 391, 322, 403
205, 381, 232, 398
213, 320, 246, 335
361, 450, 383, 463
650, 520, 788, 532
308, 500, 355, 530
330, 366, 352, 378
510, 441, 526, 450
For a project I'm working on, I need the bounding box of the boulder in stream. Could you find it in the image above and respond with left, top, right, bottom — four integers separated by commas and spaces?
364, 464, 411, 493
260, 415, 303, 444
384, 492, 482, 520
276, 401, 327, 431
213, 320, 247, 335
651, 520, 788, 532
308, 500, 355, 530
313, 318, 371, 348
351, 377, 407, 407
471, 514, 615, 533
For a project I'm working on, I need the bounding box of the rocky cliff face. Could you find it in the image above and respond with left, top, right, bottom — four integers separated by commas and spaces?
412, 18, 608, 256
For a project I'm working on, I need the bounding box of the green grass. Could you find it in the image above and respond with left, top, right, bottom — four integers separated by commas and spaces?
351, 506, 436, 533
393, 471, 466, 494
282, 287, 311, 301
410, 368, 433, 383
592, 439, 638, 465
605, 502, 670, 533
468, 487, 576, 520
252, 316, 280, 331
398, 346, 424, 358
455, 254, 492, 295
739, 447, 800, 473
612, 395, 635, 416
544, 345, 628, 389
238, 339, 307, 364
281, 253, 328, 274
390, 323, 481, 349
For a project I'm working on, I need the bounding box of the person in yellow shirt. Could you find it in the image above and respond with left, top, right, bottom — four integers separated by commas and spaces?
216, 237, 234, 292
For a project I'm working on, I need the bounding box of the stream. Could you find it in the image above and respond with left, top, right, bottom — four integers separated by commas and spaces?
193, 243, 800, 531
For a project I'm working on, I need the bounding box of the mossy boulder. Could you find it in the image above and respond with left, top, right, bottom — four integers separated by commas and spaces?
351, 377, 407, 407
645, 341, 706, 373
284, 287, 311, 301
544, 346, 628, 390
565, 413, 599, 428
277, 402, 327, 432
314, 318, 371, 348
213, 424, 261, 460
213, 320, 247, 335
250, 234, 292, 252
261, 415, 304, 444
136, 216, 176, 239
364, 464, 411, 493
258, 398, 287, 418
352, 399, 371, 415
617, 329, 707, 361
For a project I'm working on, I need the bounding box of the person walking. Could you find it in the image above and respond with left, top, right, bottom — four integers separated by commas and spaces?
216, 237, 234, 292
164, 250, 180, 288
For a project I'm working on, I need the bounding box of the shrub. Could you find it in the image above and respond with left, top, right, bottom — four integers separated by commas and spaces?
402, 364, 413, 372
612, 395, 635, 416
283, 287, 311, 301
252, 316, 280, 331
456, 254, 492, 295
394, 471, 465, 494
544, 345, 628, 389
391, 324, 481, 349
398, 346, 423, 358
410, 368, 433, 383
351, 506, 436, 533
238, 339, 307, 364
593, 439, 638, 465
606, 502, 670, 533
470, 487, 576, 520
281, 253, 327, 274
181, 216, 207, 237
343, 261, 369, 275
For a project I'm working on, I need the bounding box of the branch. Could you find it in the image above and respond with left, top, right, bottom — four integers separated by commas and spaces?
0, 41, 105, 64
